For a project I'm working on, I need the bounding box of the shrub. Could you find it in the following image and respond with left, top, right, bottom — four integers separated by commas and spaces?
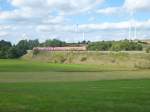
146, 47, 150, 53
134, 62, 150, 69
81, 57, 87, 62
33, 49, 39, 55
59, 57, 66, 63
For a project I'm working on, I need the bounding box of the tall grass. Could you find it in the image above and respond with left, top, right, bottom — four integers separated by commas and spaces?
23, 51, 150, 70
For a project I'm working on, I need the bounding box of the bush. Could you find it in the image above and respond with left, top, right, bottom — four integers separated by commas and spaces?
134, 61, 150, 69
146, 47, 150, 53
33, 49, 39, 55
81, 57, 87, 62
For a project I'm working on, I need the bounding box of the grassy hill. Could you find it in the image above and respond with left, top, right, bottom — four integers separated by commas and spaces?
23, 51, 150, 70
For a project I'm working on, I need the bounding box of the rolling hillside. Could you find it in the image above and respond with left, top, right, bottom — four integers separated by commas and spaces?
22, 51, 150, 70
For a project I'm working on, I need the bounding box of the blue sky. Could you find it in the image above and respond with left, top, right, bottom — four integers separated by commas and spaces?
0, 0, 150, 43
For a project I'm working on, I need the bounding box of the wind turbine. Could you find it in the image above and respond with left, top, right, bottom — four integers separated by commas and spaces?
82, 32, 85, 41
72, 24, 78, 43
128, 4, 137, 40
75, 24, 79, 33
134, 10, 137, 39
128, 19, 131, 39
75, 24, 85, 42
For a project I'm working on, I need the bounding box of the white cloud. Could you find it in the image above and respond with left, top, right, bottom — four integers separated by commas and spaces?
97, 0, 150, 15
0, 25, 13, 38
42, 15, 65, 24
97, 7, 120, 15
88, 17, 96, 22
9, 0, 103, 15
123, 0, 150, 12
0, 31, 9, 37
0, 25, 11, 30
1, 19, 150, 42
0, 0, 104, 25
36, 24, 75, 33
36, 19, 150, 33
79, 19, 150, 32
0, 8, 33, 20
10, 0, 47, 8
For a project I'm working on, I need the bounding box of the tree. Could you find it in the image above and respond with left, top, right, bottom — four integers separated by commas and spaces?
0, 48, 7, 58
0, 40, 11, 49
7, 46, 19, 59
111, 43, 121, 51
0, 40, 12, 59
44, 39, 66, 47
87, 41, 112, 51
0, 39, 40, 59
28, 39, 39, 50
15, 40, 28, 57
87, 40, 143, 51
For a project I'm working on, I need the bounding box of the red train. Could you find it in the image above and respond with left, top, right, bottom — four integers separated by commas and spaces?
33, 46, 87, 51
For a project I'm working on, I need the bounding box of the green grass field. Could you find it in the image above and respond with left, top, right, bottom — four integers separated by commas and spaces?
0, 59, 150, 112
0, 59, 137, 72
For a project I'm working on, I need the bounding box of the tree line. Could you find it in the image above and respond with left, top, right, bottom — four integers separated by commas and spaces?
87, 40, 143, 51
0, 39, 66, 59
0, 39, 144, 59
0, 40, 39, 59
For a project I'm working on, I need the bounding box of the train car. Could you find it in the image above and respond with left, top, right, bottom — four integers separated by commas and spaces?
33, 46, 87, 51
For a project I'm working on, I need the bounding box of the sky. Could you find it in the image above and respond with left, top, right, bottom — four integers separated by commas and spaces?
0, 0, 150, 43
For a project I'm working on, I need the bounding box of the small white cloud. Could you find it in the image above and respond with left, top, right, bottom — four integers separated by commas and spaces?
97, 7, 120, 15
0, 8, 33, 20
0, 31, 9, 37
88, 17, 96, 22
42, 15, 65, 24
0, 25, 11, 30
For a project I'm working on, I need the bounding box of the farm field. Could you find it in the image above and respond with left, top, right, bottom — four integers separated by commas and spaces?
0, 59, 150, 112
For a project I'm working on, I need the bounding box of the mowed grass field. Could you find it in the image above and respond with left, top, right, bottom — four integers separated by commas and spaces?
0, 59, 150, 112
0, 59, 137, 72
